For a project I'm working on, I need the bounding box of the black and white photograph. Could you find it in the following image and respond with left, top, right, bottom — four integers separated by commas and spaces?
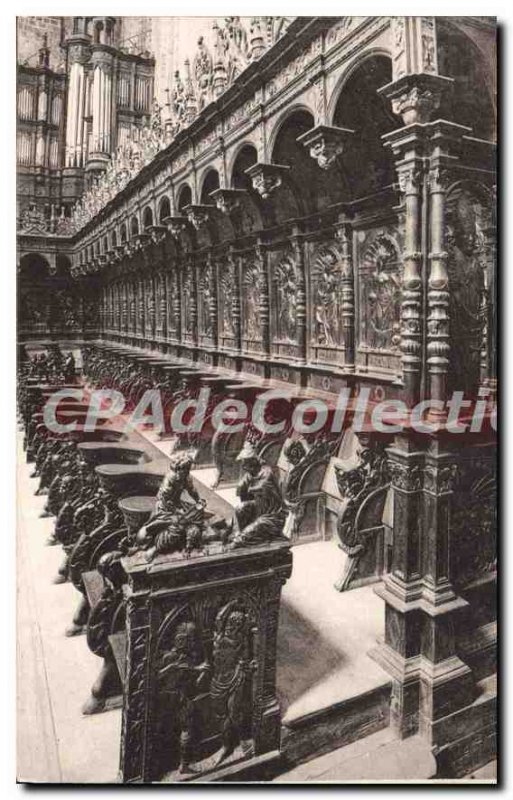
14, 12, 497, 785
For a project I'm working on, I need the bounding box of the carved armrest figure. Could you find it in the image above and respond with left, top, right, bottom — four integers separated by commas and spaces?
229, 442, 286, 549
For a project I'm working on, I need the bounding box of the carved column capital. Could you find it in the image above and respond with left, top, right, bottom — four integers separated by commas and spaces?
379, 73, 453, 126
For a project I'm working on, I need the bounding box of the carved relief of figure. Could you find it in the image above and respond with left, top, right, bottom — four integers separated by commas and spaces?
159, 621, 210, 775
200, 273, 213, 337
312, 245, 343, 346
210, 603, 254, 765
242, 262, 261, 341
230, 442, 286, 548
446, 187, 490, 395
183, 267, 194, 335
220, 266, 235, 336
359, 234, 401, 351
274, 256, 298, 342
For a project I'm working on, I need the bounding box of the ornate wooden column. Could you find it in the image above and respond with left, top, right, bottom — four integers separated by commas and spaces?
159, 271, 168, 341
290, 225, 307, 364
137, 278, 145, 339
189, 256, 199, 350
147, 274, 157, 341
372, 19, 479, 756
122, 283, 128, 335
426, 162, 451, 416
373, 434, 425, 738
129, 279, 137, 337
229, 247, 242, 356
335, 218, 355, 371
256, 239, 271, 357
208, 252, 219, 352
173, 263, 182, 345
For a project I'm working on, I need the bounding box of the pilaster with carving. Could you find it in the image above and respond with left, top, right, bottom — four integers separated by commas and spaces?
427, 165, 451, 413
256, 239, 271, 356
229, 249, 242, 354
372, 435, 425, 738
335, 220, 355, 370
290, 227, 307, 363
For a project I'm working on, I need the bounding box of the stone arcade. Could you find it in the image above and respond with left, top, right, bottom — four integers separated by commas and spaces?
17, 16, 497, 783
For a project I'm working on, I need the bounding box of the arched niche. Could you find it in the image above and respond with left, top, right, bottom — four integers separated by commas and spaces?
269, 108, 316, 221
177, 184, 192, 214
437, 20, 496, 142
130, 215, 139, 237
120, 223, 127, 243
200, 168, 220, 205
229, 143, 264, 234
159, 196, 171, 223
332, 54, 399, 199
143, 206, 154, 230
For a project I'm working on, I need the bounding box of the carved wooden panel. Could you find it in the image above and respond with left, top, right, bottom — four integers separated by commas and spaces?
272, 253, 298, 345
450, 444, 497, 588
355, 227, 402, 373
198, 264, 213, 339
219, 259, 237, 350
308, 240, 345, 365
241, 258, 263, 353
182, 262, 195, 338
446, 183, 494, 396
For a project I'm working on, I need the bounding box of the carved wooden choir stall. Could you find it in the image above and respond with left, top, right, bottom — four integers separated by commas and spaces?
17, 15, 496, 782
